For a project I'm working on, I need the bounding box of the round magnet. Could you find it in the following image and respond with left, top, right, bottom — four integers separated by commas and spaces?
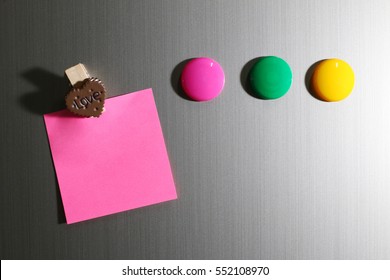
249, 56, 293, 99
311, 58, 355, 102
181, 57, 225, 101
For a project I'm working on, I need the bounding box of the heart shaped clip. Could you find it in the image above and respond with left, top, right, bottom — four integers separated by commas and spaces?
65, 64, 106, 117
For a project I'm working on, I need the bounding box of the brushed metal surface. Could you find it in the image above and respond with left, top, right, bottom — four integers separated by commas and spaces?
1, 0, 390, 259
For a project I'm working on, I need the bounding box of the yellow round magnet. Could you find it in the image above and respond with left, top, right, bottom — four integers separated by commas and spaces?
311, 58, 355, 102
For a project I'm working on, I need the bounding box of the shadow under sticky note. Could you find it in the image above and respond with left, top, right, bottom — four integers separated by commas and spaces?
44, 88, 177, 224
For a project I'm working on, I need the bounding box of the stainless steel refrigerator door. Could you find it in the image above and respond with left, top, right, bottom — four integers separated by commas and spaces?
1, 0, 390, 259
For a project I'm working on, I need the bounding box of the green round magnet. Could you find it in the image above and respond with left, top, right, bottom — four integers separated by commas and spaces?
249, 56, 293, 99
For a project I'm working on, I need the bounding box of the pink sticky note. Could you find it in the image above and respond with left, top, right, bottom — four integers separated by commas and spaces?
44, 88, 177, 224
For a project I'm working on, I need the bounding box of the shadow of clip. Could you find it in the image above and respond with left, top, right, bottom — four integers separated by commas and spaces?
19, 68, 69, 115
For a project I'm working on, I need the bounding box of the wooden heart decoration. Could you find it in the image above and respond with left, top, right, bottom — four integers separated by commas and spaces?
65, 78, 106, 117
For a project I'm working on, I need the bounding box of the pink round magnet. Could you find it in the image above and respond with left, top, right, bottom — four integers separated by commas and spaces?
181, 57, 225, 101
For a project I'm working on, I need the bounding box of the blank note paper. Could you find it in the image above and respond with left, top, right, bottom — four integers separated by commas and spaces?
44, 88, 177, 224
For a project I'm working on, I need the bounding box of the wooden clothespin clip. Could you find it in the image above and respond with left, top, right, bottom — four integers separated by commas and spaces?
65, 63, 106, 117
